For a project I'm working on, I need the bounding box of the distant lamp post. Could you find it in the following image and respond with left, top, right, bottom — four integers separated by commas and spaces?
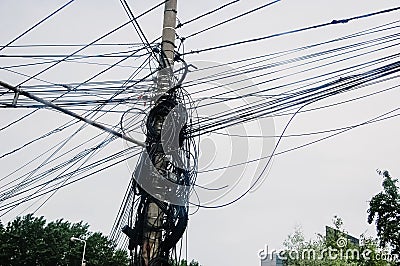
71, 236, 87, 266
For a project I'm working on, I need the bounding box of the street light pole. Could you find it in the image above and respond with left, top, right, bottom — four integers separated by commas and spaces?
71, 236, 87, 266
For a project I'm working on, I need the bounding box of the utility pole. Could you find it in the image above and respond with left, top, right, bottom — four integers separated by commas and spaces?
159, 0, 177, 70
123, 1, 186, 266
143, 1, 178, 264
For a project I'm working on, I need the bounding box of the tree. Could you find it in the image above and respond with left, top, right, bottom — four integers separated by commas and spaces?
367, 170, 400, 255
282, 216, 395, 266
0, 214, 128, 266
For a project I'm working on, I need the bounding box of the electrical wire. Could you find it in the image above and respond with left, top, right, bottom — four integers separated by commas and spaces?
182, 6, 400, 55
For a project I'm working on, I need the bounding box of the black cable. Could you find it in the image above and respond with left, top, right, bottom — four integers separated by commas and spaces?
0, 121, 79, 159
176, 0, 239, 29
191, 100, 309, 208
182, 6, 400, 55
0, 1, 165, 133
190, 51, 399, 122
0, 67, 154, 197
0, 140, 137, 202
0, 149, 142, 214
0, 81, 146, 147
0, 0, 76, 53
0, 56, 152, 184
119, 0, 162, 65
16, 134, 121, 216
193, 104, 400, 208
189, 55, 399, 135
13, 1, 162, 88
199, 106, 400, 174
1, 42, 146, 48
185, 0, 280, 39
0, 53, 159, 213
184, 20, 399, 76
186, 32, 399, 97
0, 58, 153, 200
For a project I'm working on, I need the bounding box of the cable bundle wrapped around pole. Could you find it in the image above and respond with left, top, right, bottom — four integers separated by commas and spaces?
121, 1, 197, 265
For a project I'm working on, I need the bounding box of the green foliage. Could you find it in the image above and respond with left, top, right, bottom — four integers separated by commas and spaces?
282, 216, 395, 266
171, 259, 201, 266
0, 214, 128, 266
367, 170, 400, 255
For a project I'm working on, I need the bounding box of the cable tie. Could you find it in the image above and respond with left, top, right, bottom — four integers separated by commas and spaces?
331, 19, 350, 24
12, 87, 21, 107
164, 8, 177, 14
161, 40, 177, 48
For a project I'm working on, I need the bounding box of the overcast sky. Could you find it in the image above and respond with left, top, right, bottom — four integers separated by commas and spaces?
0, 1, 399, 265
